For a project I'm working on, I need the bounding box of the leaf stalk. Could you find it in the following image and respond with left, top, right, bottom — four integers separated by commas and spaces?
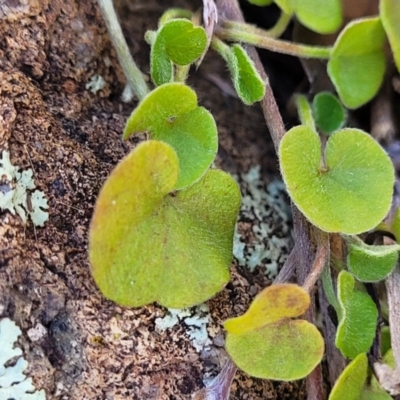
97, 0, 150, 101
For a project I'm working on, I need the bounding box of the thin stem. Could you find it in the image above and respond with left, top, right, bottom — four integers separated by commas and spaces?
274, 246, 297, 284
97, 0, 149, 101
175, 65, 190, 83
303, 231, 330, 293
211, 36, 231, 61
295, 94, 316, 131
216, 27, 332, 59
224, 11, 291, 39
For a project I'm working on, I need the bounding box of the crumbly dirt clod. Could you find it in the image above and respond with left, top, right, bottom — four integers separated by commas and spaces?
0, 0, 303, 398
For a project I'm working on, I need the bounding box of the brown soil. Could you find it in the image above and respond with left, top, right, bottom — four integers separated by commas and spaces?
0, 0, 303, 399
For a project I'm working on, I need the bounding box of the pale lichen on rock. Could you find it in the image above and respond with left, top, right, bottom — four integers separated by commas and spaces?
155, 304, 212, 352
233, 166, 292, 279
0, 150, 49, 227
0, 318, 46, 400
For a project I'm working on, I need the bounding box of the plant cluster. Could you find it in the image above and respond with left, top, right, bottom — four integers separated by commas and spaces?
90, 0, 400, 398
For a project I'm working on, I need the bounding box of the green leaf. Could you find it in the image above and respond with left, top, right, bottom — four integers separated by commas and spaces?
336, 271, 378, 359
274, 0, 342, 33
294, 0, 342, 34
329, 353, 368, 400
327, 17, 386, 109
227, 44, 265, 105
150, 34, 173, 86
89, 140, 241, 308
380, 0, 400, 72
312, 92, 346, 134
347, 237, 400, 282
279, 126, 394, 234
247, 0, 273, 5
150, 19, 207, 85
225, 284, 324, 380
123, 83, 218, 189
159, 19, 207, 65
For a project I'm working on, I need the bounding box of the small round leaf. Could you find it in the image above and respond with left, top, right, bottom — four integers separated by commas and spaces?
312, 92, 346, 134
150, 19, 207, 85
279, 126, 394, 234
89, 140, 241, 308
327, 17, 386, 109
226, 319, 324, 380
159, 19, 207, 66
380, 0, 400, 72
227, 44, 265, 105
224, 284, 324, 381
336, 271, 378, 359
123, 83, 218, 189
347, 237, 400, 282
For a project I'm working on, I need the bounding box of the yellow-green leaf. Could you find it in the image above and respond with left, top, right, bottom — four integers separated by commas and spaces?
89, 140, 241, 308
224, 284, 310, 334
224, 284, 324, 381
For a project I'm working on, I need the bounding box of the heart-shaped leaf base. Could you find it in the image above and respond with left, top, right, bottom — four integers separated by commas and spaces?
224, 284, 324, 380
89, 140, 241, 308
279, 126, 394, 234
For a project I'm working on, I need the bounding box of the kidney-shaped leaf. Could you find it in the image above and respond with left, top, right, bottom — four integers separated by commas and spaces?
224, 284, 324, 380
150, 19, 207, 85
123, 83, 218, 189
380, 0, 400, 73
159, 19, 207, 65
89, 140, 241, 308
279, 126, 394, 234
227, 44, 265, 105
328, 17, 386, 109
336, 271, 378, 359
347, 237, 400, 282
